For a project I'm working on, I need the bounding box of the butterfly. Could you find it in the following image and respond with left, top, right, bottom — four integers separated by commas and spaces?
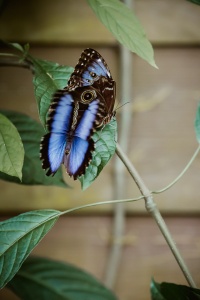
40, 48, 116, 180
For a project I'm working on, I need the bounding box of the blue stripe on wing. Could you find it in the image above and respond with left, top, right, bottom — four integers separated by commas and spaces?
75, 99, 99, 139
69, 49, 112, 88
50, 93, 74, 133
66, 137, 93, 178
65, 99, 99, 178
48, 92, 74, 173
91, 60, 110, 78
82, 61, 111, 85
48, 133, 66, 173
41, 92, 74, 175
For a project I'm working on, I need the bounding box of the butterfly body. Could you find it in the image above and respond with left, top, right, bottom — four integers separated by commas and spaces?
40, 48, 116, 179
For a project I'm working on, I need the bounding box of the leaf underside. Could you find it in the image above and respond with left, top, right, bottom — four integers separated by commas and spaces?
8, 256, 118, 300
87, 0, 157, 68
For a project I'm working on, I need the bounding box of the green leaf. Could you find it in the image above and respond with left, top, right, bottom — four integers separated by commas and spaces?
0, 41, 24, 53
87, 0, 157, 68
0, 210, 60, 288
187, 0, 200, 5
8, 42, 25, 53
8, 256, 118, 300
0, 110, 68, 187
194, 102, 200, 143
151, 279, 200, 300
79, 118, 117, 190
1, 43, 73, 126
0, 113, 24, 180
0, 42, 29, 60
150, 279, 166, 300
31, 57, 73, 127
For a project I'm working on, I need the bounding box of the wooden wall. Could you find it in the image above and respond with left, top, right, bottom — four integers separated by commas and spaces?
0, 1, 200, 299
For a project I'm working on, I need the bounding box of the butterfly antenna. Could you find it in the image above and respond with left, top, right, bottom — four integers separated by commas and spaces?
114, 101, 129, 112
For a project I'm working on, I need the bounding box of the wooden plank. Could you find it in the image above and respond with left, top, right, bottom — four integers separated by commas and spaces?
0, 0, 200, 45
0, 46, 200, 213
0, 0, 114, 44
0, 216, 199, 299
136, 0, 200, 45
128, 47, 200, 213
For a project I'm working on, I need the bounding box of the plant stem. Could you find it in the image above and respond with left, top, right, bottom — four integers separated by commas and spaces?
0, 60, 30, 69
60, 195, 143, 216
0, 55, 34, 71
116, 143, 197, 288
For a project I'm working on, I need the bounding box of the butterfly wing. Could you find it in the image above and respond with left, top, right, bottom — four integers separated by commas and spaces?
68, 48, 113, 89
66, 48, 116, 126
40, 48, 116, 179
41, 86, 104, 178
92, 77, 116, 126
64, 98, 100, 179
40, 92, 74, 175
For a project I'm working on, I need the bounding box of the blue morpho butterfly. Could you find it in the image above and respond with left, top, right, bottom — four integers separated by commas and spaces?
40, 48, 116, 179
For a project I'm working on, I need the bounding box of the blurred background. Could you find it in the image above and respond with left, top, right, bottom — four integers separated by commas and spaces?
0, 0, 200, 299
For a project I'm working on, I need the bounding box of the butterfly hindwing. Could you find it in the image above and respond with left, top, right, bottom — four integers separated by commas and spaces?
64, 137, 94, 179
43, 133, 66, 175
64, 99, 100, 179
92, 77, 116, 126
41, 87, 103, 179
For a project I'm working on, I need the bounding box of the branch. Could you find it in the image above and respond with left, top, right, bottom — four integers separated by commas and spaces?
0, 54, 34, 72
116, 143, 197, 288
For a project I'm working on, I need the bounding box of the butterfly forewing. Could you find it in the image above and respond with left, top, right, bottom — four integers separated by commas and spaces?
68, 48, 112, 89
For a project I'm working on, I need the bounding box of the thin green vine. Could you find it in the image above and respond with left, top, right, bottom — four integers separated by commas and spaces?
152, 144, 200, 194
